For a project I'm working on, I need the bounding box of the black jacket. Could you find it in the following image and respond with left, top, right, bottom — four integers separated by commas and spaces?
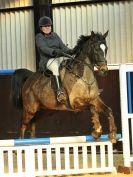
35, 32, 72, 70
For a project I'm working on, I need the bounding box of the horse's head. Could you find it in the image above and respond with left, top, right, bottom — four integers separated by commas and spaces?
73, 31, 108, 76
89, 31, 109, 76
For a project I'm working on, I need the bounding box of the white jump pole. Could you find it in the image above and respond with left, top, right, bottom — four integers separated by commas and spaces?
0, 134, 121, 147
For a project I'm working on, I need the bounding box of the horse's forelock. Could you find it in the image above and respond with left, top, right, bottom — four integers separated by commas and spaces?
91, 32, 106, 43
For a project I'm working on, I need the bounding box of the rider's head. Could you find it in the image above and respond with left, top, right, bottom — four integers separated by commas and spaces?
39, 16, 52, 27
39, 16, 52, 34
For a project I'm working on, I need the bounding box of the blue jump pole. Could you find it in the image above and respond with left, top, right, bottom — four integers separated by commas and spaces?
0, 70, 15, 74
127, 72, 133, 113
0, 134, 121, 147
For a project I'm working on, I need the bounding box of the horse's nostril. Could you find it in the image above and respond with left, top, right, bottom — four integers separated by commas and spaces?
101, 69, 105, 72
103, 70, 108, 76
98, 69, 108, 76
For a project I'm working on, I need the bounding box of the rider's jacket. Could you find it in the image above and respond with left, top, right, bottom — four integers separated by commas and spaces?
35, 32, 72, 71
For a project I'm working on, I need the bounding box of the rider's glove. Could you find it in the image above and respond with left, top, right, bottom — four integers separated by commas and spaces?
68, 49, 74, 55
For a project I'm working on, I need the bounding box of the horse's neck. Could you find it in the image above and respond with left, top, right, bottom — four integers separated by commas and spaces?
60, 56, 96, 94
81, 56, 95, 81
77, 50, 94, 71
60, 53, 94, 81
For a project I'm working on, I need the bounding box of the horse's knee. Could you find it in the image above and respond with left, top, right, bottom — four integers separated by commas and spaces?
96, 125, 102, 133
90, 104, 96, 113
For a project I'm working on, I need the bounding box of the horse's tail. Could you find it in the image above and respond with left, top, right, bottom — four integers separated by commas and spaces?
10, 68, 34, 109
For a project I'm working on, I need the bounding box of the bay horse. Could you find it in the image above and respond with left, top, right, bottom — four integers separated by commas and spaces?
11, 31, 117, 143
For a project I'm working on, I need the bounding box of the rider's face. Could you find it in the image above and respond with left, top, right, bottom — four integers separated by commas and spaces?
41, 25, 52, 34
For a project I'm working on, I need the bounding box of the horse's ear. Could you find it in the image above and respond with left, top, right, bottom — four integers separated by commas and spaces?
103, 30, 109, 38
91, 31, 95, 36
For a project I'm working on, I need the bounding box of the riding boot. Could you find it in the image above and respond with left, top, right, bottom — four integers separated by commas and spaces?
53, 76, 66, 103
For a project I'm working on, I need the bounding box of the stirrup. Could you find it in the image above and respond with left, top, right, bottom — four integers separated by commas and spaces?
57, 90, 66, 103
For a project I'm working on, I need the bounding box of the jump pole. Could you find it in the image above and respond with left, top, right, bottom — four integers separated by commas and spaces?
0, 134, 121, 147
0, 69, 15, 74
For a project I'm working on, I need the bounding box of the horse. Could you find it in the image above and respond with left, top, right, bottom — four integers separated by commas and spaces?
11, 31, 117, 143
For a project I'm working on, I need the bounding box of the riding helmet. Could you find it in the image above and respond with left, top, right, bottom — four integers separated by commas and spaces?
39, 16, 52, 27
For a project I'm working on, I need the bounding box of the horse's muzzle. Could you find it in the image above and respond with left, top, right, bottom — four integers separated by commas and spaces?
97, 64, 108, 77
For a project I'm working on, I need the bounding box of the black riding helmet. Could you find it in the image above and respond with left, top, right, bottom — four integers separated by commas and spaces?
39, 16, 52, 27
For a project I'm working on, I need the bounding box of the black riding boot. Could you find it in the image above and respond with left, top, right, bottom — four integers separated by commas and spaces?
53, 76, 66, 103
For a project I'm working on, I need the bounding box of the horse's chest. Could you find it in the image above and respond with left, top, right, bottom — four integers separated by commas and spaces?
71, 78, 95, 94
69, 79, 98, 109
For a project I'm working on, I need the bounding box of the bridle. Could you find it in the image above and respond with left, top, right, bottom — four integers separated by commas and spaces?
90, 40, 108, 69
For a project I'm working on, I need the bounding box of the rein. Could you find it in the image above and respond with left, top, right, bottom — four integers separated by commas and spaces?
66, 58, 96, 86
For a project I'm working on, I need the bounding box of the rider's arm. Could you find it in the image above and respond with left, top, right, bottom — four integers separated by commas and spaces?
35, 34, 55, 57
54, 33, 73, 54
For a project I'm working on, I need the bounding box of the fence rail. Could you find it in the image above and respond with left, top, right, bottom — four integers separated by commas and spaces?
0, 141, 115, 177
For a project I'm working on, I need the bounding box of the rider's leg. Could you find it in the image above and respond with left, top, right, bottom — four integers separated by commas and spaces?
52, 75, 66, 103
46, 58, 66, 103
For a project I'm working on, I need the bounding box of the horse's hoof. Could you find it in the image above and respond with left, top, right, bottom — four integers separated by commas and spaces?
110, 138, 117, 144
91, 131, 101, 140
109, 133, 117, 144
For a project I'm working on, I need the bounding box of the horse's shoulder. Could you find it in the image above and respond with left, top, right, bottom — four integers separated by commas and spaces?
60, 67, 66, 80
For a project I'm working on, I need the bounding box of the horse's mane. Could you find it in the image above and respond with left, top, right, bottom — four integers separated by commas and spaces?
73, 35, 90, 54
73, 32, 105, 55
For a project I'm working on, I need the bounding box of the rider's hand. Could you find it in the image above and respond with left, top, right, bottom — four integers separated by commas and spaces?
53, 49, 64, 57
68, 49, 74, 55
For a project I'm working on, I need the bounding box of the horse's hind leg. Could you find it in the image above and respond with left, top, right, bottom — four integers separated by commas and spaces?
20, 110, 35, 138
90, 104, 103, 140
30, 120, 36, 138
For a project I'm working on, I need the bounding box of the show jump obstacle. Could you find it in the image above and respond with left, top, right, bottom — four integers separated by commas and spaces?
0, 135, 119, 177
119, 64, 133, 167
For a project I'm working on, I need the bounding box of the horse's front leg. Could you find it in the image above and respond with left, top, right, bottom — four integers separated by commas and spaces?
96, 98, 117, 143
104, 106, 117, 143
90, 104, 102, 140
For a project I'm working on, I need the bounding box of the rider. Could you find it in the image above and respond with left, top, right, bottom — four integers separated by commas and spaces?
35, 16, 73, 103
